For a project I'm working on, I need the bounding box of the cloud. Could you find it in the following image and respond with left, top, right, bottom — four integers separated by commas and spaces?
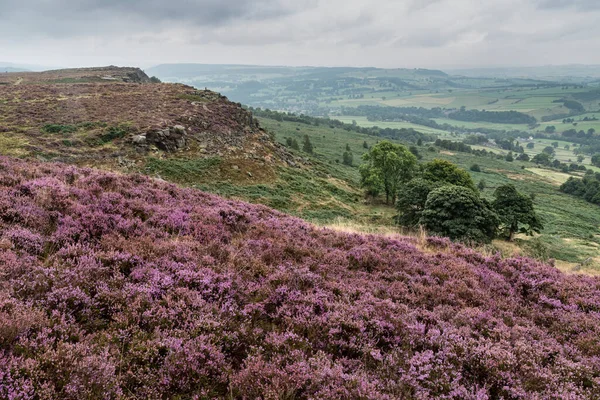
1, 0, 600, 68
536, 0, 600, 10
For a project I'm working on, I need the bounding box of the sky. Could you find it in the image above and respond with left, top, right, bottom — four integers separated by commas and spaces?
1, 0, 600, 69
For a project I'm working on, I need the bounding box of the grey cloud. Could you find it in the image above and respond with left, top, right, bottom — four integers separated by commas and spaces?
0, 0, 315, 37
536, 0, 600, 10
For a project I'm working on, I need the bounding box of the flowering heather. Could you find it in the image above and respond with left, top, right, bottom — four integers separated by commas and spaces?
1, 156, 600, 399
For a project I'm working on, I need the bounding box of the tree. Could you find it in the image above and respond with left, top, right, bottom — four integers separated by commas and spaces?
342, 151, 353, 166
592, 154, 600, 167
359, 141, 418, 204
543, 146, 555, 156
396, 179, 442, 227
417, 138, 423, 146
346, 144, 351, 152
578, 155, 585, 163
302, 135, 313, 154
422, 159, 476, 191
545, 126, 556, 133
420, 186, 499, 244
363, 141, 369, 149
532, 152, 551, 165
470, 164, 481, 172
552, 142, 559, 148
505, 152, 514, 162
478, 179, 487, 191
492, 184, 543, 241
526, 142, 535, 149
517, 153, 530, 162
286, 137, 299, 150
409, 146, 422, 160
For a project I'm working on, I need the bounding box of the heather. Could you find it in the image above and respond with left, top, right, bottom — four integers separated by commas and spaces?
0, 157, 600, 399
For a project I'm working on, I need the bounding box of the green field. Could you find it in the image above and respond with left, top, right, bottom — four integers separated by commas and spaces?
335, 115, 449, 135
253, 117, 600, 272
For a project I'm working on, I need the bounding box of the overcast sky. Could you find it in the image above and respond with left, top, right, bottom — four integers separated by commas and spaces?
2, 0, 599, 69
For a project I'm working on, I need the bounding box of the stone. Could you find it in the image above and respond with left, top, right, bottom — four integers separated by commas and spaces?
247, 172, 253, 177
132, 135, 146, 145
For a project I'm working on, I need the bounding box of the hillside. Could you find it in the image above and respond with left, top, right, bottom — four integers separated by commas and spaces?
0, 66, 295, 183
1, 156, 600, 398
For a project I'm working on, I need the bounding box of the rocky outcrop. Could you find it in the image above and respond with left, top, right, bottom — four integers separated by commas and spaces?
133, 125, 188, 152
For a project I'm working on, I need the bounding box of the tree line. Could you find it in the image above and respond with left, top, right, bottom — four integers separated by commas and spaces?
249, 107, 436, 144
359, 141, 542, 244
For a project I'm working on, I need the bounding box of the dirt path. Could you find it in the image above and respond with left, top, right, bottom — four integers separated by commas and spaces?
14, 77, 23, 85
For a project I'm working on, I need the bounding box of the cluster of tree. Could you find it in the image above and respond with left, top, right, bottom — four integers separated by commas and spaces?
463, 134, 488, 145
560, 171, 600, 205
448, 109, 537, 125
396, 160, 542, 243
249, 107, 436, 144
541, 113, 572, 122
495, 138, 525, 153
341, 105, 533, 136
552, 99, 585, 113
359, 142, 543, 243
344, 105, 445, 120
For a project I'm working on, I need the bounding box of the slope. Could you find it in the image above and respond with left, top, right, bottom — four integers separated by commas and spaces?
1, 156, 600, 398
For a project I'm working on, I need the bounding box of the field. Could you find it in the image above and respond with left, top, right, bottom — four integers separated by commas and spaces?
335, 115, 449, 135
256, 117, 600, 272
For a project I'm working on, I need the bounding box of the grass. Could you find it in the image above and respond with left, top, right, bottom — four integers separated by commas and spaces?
144, 157, 223, 184
255, 116, 600, 270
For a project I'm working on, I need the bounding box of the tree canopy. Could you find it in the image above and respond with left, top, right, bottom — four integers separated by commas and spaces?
420, 186, 499, 244
359, 141, 418, 204
492, 185, 543, 240
422, 159, 476, 191
396, 179, 443, 227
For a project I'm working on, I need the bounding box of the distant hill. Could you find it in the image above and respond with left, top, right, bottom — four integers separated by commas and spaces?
0, 67, 30, 73
447, 65, 600, 82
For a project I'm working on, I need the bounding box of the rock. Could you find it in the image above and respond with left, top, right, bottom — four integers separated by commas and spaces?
146, 126, 187, 152
132, 135, 146, 145
232, 165, 240, 171
247, 172, 253, 177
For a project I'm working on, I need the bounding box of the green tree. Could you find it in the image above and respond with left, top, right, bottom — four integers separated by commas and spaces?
492, 184, 543, 241
592, 154, 600, 167
396, 179, 442, 227
359, 141, 418, 204
552, 142, 559, 148
346, 144, 351, 152
505, 152, 514, 162
478, 179, 487, 191
363, 141, 369, 149
423, 159, 476, 191
517, 153, 530, 162
532, 152, 551, 165
526, 142, 535, 149
543, 146, 555, 156
470, 164, 481, 172
342, 151, 353, 166
578, 155, 585, 163
420, 186, 499, 244
302, 135, 313, 154
417, 138, 423, 146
